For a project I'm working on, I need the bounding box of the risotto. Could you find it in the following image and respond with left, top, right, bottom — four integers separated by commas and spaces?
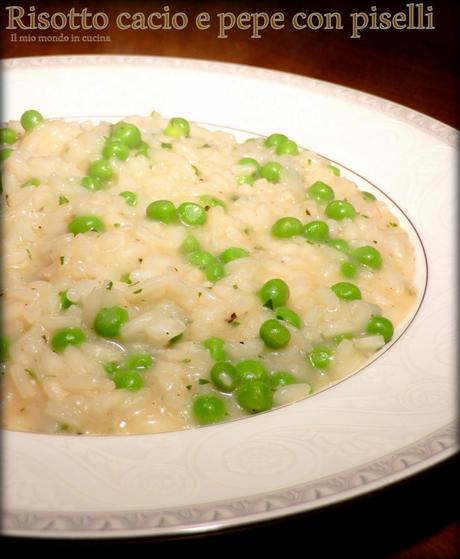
0, 111, 416, 435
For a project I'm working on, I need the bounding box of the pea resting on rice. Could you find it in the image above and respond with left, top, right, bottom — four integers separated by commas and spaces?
0, 111, 416, 435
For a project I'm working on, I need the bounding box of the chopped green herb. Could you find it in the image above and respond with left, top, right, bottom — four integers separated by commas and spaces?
191, 164, 202, 176
57, 422, 69, 432
21, 178, 40, 188
120, 273, 132, 284
59, 256, 65, 265
113, 223, 121, 228
25, 368, 37, 381
58, 194, 69, 205
232, 284, 238, 290
106, 281, 113, 290
329, 165, 340, 176
198, 378, 210, 385
169, 333, 183, 345
388, 222, 398, 228
119, 191, 137, 207
182, 358, 192, 364
361, 191, 376, 201
26, 248, 32, 260
161, 142, 173, 150
133, 288, 143, 294
186, 384, 192, 390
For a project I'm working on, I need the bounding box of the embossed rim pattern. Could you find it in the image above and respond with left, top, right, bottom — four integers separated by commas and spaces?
2, 55, 458, 539
4, 422, 458, 538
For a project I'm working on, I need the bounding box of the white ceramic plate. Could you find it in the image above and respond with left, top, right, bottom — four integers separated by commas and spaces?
2, 56, 457, 539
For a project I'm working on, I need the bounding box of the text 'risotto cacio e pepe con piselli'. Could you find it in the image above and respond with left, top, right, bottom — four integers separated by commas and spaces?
0, 111, 416, 435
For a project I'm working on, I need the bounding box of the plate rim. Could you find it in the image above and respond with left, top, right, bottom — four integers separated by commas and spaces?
3, 422, 458, 539
2, 54, 458, 539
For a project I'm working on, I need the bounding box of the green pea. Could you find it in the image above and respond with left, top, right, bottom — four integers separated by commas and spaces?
308, 345, 333, 370
274, 306, 301, 329
237, 174, 256, 185
340, 261, 357, 278
192, 394, 226, 425
366, 315, 394, 343
111, 121, 142, 149
329, 165, 340, 176
0, 336, 9, 362
136, 141, 150, 157
205, 260, 225, 282
276, 139, 299, 156
259, 319, 291, 349
68, 215, 105, 235
80, 176, 104, 191
351, 246, 382, 269
51, 327, 86, 352
178, 202, 207, 226
270, 371, 297, 388
94, 306, 129, 338
197, 194, 224, 210
333, 333, 353, 345
307, 181, 335, 202
0, 148, 12, 162
112, 368, 144, 391
331, 282, 362, 301
88, 159, 113, 182
271, 217, 303, 238
21, 178, 40, 188
235, 380, 273, 413
235, 360, 269, 383
124, 353, 153, 370
326, 238, 350, 254
164, 117, 190, 138
219, 247, 249, 264
20, 110, 44, 131
361, 191, 376, 201
302, 220, 329, 242
264, 133, 288, 148
58, 290, 73, 310
0, 128, 17, 145
199, 195, 226, 209
203, 337, 227, 361
102, 139, 130, 161
258, 278, 290, 309
325, 200, 356, 221
146, 200, 178, 224
104, 362, 119, 377
210, 361, 240, 392
238, 157, 260, 172
180, 235, 201, 254
186, 250, 214, 269
260, 161, 283, 184
119, 191, 137, 206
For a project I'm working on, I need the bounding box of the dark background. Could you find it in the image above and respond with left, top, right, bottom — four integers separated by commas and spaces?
1, 0, 459, 555
1, 0, 459, 127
